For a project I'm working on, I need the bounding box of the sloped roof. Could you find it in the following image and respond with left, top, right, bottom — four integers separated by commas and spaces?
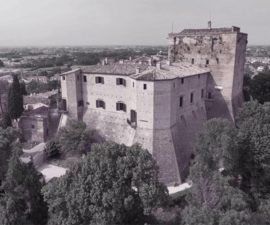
131, 63, 210, 81
81, 64, 149, 76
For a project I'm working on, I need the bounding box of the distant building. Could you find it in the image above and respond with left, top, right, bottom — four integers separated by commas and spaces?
60, 25, 247, 185
19, 106, 50, 143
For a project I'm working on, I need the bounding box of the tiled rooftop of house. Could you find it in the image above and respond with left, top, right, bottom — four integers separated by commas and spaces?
62, 62, 210, 81
81, 64, 149, 76
168, 26, 243, 37
131, 62, 210, 81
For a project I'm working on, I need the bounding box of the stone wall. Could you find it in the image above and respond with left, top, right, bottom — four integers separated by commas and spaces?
168, 29, 248, 121
19, 116, 49, 143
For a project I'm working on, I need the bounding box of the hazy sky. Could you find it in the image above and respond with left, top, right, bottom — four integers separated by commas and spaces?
0, 0, 269, 46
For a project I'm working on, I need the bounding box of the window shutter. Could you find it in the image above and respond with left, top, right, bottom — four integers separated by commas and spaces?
95, 77, 98, 83
101, 77, 104, 84
123, 79, 126, 86
116, 78, 119, 85
96, 100, 99, 108
116, 103, 119, 111
123, 104, 126, 112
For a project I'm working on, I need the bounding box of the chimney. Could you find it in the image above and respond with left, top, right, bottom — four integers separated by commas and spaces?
119, 59, 124, 64
136, 67, 141, 74
101, 59, 105, 66
104, 57, 108, 65
208, 21, 212, 30
156, 62, 161, 70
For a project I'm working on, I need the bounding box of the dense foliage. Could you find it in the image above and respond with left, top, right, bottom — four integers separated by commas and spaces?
7, 75, 24, 120
244, 71, 270, 103
0, 147, 48, 225
181, 102, 270, 224
56, 120, 103, 156
0, 127, 18, 182
0, 59, 4, 67
26, 80, 59, 94
42, 142, 168, 225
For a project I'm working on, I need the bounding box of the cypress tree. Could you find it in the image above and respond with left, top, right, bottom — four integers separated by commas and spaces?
7, 75, 24, 120
0, 147, 48, 225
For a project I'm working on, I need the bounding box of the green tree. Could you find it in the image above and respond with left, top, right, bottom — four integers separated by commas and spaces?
0, 113, 12, 129
0, 80, 9, 114
57, 120, 103, 155
249, 72, 270, 103
234, 102, 270, 202
0, 59, 4, 67
7, 75, 24, 120
44, 139, 60, 159
0, 127, 18, 182
20, 81, 27, 95
42, 143, 168, 225
181, 119, 251, 225
0, 147, 48, 225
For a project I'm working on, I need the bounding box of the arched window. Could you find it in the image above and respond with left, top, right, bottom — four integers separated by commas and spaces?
116, 102, 126, 112
96, 99, 105, 109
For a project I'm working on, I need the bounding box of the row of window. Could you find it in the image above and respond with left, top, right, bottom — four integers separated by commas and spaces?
96, 100, 127, 112
91, 76, 148, 90
179, 89, 212, 107
191, 58, 219, 65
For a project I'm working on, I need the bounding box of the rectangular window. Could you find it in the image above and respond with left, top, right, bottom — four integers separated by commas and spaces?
191, 58, 195, 64
31, 125, 35, 129
179, 96, 183, 107
190, 93, 194, 103
130, 110, 137, 123
96, 100, 105, 109
208, 92, 212, 99
78, 100, 84, 107
83, 75, 87, 82
116, 102, 126, 112
181, 78, 184, 84
201, 89, 204, 98
143, 84, 147, 90
62, 76, 65, 81
116, 78, 126, 86
206, 59, 209, 65
95, 76, 104, 84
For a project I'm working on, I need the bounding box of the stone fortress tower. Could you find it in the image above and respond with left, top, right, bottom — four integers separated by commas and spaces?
168, 22, 248, 120
60, 24, 247, 185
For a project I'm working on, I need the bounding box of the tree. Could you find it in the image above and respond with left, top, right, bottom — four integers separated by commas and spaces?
44, 139, 60, 159
249, 72, 270, 103
0, 113, 12, 129
0, 59, 4, 67
0, 80, 9, 114
0, 147, 48, 225
20, 81, 27, 96
7, 75, 24, 120
180, 119, 251, 225
57, 120, 103, 156
0, 127, 18, 183
234, 101, 270, 202
42, 143, 168, 225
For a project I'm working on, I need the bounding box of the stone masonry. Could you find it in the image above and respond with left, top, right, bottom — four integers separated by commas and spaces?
60, 25, 247, 185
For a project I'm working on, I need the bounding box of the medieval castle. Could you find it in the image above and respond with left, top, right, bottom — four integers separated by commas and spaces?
60, 24, 248, 184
